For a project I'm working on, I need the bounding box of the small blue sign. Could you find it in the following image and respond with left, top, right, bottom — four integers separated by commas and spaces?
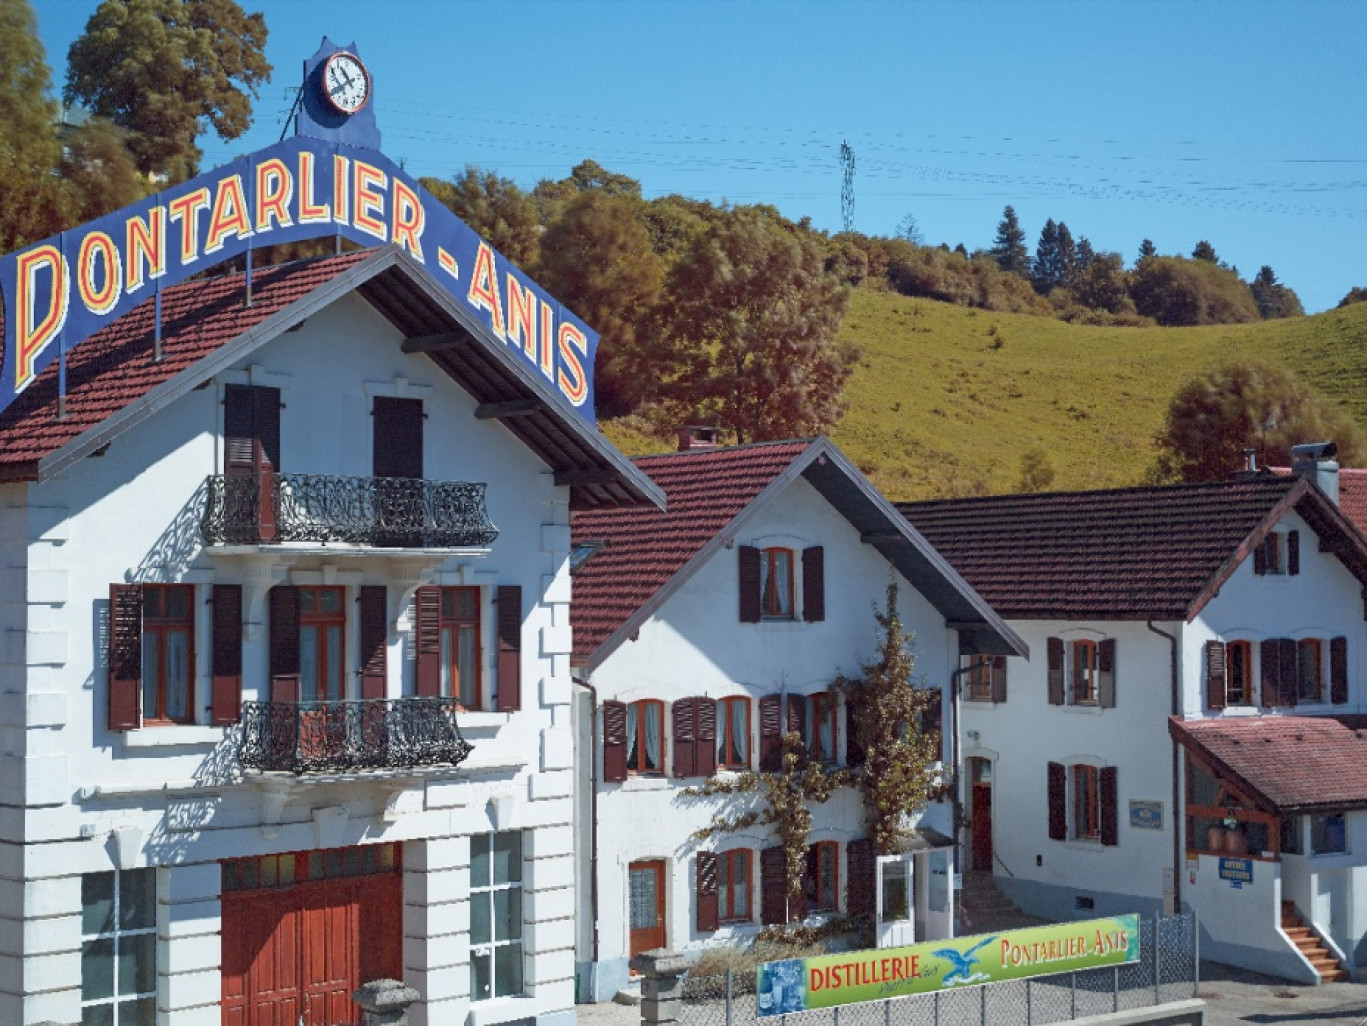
1128, 800, 1163, 831
1218, 858, 1253, 885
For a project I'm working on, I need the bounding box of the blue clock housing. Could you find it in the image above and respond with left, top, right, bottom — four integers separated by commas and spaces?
296, 38, 381, 151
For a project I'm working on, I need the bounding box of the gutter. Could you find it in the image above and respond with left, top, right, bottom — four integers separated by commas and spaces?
1147, 620, 1182, 915
573, 677, 600, 979
948, 663, 974, 876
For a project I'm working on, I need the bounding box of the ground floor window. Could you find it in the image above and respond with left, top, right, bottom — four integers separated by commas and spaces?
719, 849, 752, 922
1312, 813, 1347, 855
471, 832, 524, 1001
81, 868, 156, 1026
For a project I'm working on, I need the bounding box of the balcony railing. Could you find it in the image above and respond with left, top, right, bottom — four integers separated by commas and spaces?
238, 697, 475, 774
201, 473, 499, 548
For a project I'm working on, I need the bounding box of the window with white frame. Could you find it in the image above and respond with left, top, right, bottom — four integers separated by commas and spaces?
81, 868, 157, 1026
1311, 813, 1347, 856
470, 832, 524, 1001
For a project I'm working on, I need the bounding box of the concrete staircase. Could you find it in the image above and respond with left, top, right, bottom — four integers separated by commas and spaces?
957, 871, 1050, 935
1281, 900, 1350, 982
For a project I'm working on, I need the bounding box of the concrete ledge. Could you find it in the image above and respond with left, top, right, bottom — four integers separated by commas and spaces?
1071, 998, 1205, 1026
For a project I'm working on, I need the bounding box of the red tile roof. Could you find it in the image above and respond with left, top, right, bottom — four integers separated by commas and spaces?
0, 253, 370, 478
1337, 469, 1367, 537
1170, 715, 1367, 812
570, 440, 813, 663
899, 477, 1323, 620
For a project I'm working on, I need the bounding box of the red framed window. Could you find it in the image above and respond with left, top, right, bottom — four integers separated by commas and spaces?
142, 585, 194, 724
806, 841, 839, 911
440, 587, 482, 708
1072, 764, 1100, 840
627, 700, 664, 775
717, 696, 751, 768
1227, 640, 1253, 705
760, 548, 794, 619
804, 693, 838, 762
966, 655, 993, 701
718, 849, 752, 922
300, 586, 345, 702
1072, 640, 1099, 705
1297, 639, 1323, 702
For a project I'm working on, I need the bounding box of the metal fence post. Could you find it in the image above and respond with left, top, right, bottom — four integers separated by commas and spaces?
1192, 911, 1200, 998
1070, 970, 1077, 1018
980, 983, 986, 1026
934, 989, 940, 1026
1112, 965, 1119, 1012
1153, 912, 1161, 1006
726, 967, 733, 1026
883, 997, 891, 1026
1026, 979, 1033, 1025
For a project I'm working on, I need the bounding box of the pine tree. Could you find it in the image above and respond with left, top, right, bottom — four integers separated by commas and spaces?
1031, 219, 1059, 294
1136, 238, 1158, 266
1192, 240, 1219, 263
990, 205, 1030, 277
1055, 222, 1078, 291
1248, 265, 1305, 320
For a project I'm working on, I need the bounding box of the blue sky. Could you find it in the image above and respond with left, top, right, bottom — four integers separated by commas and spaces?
34, 0, 1367, 313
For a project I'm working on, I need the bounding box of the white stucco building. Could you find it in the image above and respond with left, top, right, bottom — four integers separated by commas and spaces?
902, 452, 1367, 983
0, 245, 663, 1026
568, 433, 1025, 1000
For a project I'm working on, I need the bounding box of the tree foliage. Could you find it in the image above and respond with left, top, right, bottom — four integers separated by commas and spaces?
1129, 256, 1260, 326
836, 584, 943, 854
65, 0, 270, 182
885, 243, 1049, 315
59, 117, 150, 223
1191, 240, 1219, 264
1337, 287, 1367, 309
536, 190, 664, 416
0, 0, 69, 251
656, 207, 855, 443
1136, 238, 1157, 265
1153, 360, 1364, 482
1248, 265, 1304, 320
421, 166, 541, 268
989, 205, 1030, 277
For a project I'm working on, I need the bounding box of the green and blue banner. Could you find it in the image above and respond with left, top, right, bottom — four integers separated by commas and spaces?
756, 914, 1140, 1015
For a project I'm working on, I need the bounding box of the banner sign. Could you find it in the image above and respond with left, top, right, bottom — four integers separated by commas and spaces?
756, 914, 1140, 1016
0, 135, 596, 422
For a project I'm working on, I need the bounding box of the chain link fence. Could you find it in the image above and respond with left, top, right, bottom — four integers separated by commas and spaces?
680, 913, 1197, 1026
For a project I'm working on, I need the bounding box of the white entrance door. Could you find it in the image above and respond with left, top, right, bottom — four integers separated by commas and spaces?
876, 855, 915, 948
916, 847, 954, 941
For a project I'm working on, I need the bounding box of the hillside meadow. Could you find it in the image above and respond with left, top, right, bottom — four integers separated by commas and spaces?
601, 286, 1367, 502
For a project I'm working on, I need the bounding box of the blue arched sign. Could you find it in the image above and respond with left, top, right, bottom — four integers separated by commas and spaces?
0, 95, 597, 422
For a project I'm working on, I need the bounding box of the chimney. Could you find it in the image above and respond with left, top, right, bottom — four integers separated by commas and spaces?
677, 425, 721, 452
1291, 441, 1339, 505
1233, 447, 1260, 479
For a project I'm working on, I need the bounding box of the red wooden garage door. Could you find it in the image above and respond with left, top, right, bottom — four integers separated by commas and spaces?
221, 845, 403, 1026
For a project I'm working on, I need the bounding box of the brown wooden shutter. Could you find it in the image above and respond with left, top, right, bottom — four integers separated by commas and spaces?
1047, 761, 1067, 840
1100, 766, 1119, 847
1205, 641, 1227, 710
373, 397, 424, 479
1260, 638, 1280, 707
603, 700, 628, 782
673, 698, 697, 778
760, 846, 787, 925
414, 586, 441, 697
1098, 638, 1117, 708
1253, 538, 1267, 575
802, 546, 825, 622
990, 655, 1008, 703
210, 584, 243, 725
1287, 530, 1300, 575
1047, 638, 1065, 705
696, 697, 717, 777
225, 384, 281, 542
786, 693, 806, 748
108, 584, 143, 731
1331, 636, 1349, 705
696, 852, 720, 932
759, 694, 783, 771
495, 586, 522, 711
268, 586, 300, 702
1278, 638, 1299, 707
846, 838, 875, 917
738, 546, 761, 623
359, 586, 388, 700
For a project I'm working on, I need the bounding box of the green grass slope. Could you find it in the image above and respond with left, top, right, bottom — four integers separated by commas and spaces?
601, 287, 1367, 502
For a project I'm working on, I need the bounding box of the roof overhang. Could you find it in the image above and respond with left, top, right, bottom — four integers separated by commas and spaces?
27, 246, 663, 511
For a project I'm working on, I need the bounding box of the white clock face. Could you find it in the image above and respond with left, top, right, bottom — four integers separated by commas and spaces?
323, 52, 369, 115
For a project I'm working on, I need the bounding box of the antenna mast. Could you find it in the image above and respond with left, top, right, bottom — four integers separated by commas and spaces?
840, 139, 855, 233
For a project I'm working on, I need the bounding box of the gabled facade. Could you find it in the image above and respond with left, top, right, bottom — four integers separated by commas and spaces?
0, 246, 661, 1026
900, 462, 1367, 983
569, 435, 1024, 1000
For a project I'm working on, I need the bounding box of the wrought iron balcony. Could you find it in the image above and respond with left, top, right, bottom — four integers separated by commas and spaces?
201, 473, 499, 548
238, 697, 475, 774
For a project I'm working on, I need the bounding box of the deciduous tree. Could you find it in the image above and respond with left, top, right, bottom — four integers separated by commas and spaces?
65, 0, 270, 183
59, 117, 149, 223
421, 166, 541, 268
1129, 256, 1260, 326
657, 207, 855, 443
1154, 360, 1363, 482
1248, 265, 1304, 320
0, 0, 68, 251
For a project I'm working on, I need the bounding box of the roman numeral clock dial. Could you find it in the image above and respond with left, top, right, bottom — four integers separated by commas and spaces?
323, 52, 370, 115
